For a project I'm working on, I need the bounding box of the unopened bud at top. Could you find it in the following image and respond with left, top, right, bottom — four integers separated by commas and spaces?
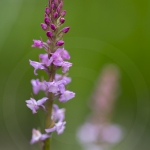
62, 27, 70, 33
45, 7, 50, 15
61, 10, 66, 17
51, 24, 56, 30
41, 23, 48, 30
46, 31, 53, 38
56, 40, 64, 46
60, 18, 65, 24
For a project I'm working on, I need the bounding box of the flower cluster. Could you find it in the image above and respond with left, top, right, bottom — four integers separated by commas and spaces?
25, 0, 75, 147
45, 104, 66, 135
29, 48, 72, 76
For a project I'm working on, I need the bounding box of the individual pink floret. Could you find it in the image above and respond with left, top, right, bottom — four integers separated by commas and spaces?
59, 90, 75, 102
32, 40, 43, 48
30, 129, 49, 144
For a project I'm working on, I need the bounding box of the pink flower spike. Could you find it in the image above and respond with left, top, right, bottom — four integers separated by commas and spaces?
32, 40, 43, 48
26, 0, 75, 144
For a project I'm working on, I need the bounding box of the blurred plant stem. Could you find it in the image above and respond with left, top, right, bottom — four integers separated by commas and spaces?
43, 64, 56, 150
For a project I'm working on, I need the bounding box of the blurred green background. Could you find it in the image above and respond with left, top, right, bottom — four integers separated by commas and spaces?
0, 0, 150, 150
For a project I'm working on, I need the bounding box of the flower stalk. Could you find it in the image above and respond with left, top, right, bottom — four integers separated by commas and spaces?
44, 64, 56, 150
25, 0, 75, 150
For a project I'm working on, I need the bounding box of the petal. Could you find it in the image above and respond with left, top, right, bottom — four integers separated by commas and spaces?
57, 125, 65, 135
61, 62, 72, 73
30, 138, 37, 144
62, 76, 71, 85
58, 84, 65, 94
40, 134, 50, 141
31, 79, 41, 94
59, 90, 75, 102
37, 97, 48, 106
55, 121, 66, 135
53, 104, 59, 111
45, 126, 56, 133
26, 104, 37, 114
25, 100, 33, 104
39, 54, 53, 66
29, 60, 45, 75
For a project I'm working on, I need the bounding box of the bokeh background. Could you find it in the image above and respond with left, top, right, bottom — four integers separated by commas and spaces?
0, 0, 150, 150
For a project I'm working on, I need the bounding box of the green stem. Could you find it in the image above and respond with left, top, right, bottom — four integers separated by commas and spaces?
43, 64, 56, 150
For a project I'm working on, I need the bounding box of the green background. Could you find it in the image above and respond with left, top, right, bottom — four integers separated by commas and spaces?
0, 0, 150, 150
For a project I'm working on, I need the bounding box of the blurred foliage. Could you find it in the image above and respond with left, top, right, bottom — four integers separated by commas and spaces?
0, 0, 150, 150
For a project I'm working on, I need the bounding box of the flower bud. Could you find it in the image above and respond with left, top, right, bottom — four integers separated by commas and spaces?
60, 18, 65, 24
44, 17, 50, 25
59, 1, 63, 8
54, 0, 59, 6
57, 2, 63, 13
45, 13, 48, 17
45, 7, 50, 15
51, 24, 56, 30
57, 6, 61, 13
61, 10, 66, 17
54, 12, 58, 18
51, 3, 55, 10
62, 27, 70, 33
47, 39, 51, 44
56, 40, 64, 46
46, 31, 53, 38
41, 23, 48, 30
